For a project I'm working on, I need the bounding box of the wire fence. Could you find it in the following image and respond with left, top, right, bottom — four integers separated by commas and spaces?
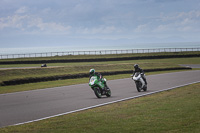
0, 47, 200, 59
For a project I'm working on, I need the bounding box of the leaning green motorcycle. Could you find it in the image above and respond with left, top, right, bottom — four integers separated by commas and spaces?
89, 76, 111, 98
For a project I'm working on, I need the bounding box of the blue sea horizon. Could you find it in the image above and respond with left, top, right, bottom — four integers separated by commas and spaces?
0, 42, 200, 55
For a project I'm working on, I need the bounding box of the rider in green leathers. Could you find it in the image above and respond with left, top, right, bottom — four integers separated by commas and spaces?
89, 69, 109, 91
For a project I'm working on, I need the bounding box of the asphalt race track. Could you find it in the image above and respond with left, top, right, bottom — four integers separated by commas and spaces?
0, 70, 200, 128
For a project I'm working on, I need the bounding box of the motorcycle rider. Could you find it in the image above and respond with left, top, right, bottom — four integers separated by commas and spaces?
133, 64, 147, 85
89, 69, 109, 91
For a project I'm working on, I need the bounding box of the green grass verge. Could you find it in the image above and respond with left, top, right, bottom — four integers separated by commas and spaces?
1, 57, 200, 82
1, 82, 199, 133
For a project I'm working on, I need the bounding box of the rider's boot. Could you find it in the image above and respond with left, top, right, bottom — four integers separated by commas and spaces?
141, 74, 147, 85
102, 89, 106, 95
144, 78, 147, 85
104, 82, 110, 90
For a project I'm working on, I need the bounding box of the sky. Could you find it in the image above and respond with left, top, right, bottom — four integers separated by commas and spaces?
0, 0, 200, 48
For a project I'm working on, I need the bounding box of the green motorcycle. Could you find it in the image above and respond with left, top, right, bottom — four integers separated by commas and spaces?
89, 76, 111, 98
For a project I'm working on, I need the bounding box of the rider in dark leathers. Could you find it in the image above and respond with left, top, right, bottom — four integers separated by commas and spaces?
133, 64, 147, 85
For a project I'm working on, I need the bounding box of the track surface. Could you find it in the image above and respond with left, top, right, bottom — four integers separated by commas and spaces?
0, 70, 200, 128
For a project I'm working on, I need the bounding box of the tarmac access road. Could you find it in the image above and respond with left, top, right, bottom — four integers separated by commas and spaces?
0, 70, 200, 128
179, 64, 200, 68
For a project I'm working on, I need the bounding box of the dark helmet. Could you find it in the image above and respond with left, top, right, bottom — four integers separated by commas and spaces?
89, 69, 95, 75
134, 64, 139, 69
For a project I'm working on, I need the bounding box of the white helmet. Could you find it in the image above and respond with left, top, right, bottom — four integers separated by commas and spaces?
89, 69, 95, 75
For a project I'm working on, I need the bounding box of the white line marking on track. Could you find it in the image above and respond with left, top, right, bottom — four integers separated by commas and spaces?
12, 81, 200, 127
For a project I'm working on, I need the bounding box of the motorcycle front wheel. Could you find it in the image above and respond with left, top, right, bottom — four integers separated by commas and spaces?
94, 87, 102, 98
143, 85, 147, 91
106, 89, 111, 97
136, 82, 142, 92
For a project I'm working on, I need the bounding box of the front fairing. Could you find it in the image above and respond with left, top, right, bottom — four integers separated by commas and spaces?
89, 76, 98, 87
89, 76, 105, 88
133, 72, 141, 81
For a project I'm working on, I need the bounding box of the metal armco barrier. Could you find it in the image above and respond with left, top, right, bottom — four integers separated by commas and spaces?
0, 47, 200, 59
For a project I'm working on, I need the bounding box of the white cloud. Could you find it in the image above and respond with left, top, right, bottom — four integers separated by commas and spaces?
0, 14, 71, 34
15, 6, 29, 14
134, 24, 148, 32
152, 10, 200, 33
153, 24, 172, 32
160, 10, 200, 23
41, 8, 51, 14
180, 18, 193, 25
78, 26, 120, 35
28, 17, 71, 33
178, 26, 192, 32
0, 15, 28, 29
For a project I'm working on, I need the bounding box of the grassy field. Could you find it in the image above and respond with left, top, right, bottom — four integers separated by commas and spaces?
0, 51, 200, 94
0, 52, 199, 132
1, 82, 199, 133
2, 57, 199, 81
